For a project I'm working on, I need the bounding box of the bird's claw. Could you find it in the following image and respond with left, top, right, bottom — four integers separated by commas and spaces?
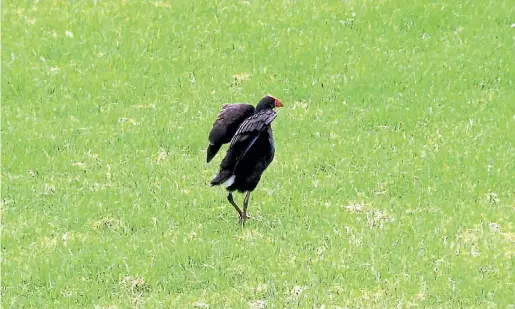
239, 214, 251, 226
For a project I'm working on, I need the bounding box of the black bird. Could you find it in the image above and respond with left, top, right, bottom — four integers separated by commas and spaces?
207, 95, 283, 225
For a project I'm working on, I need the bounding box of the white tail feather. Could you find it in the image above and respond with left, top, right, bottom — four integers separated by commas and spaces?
223, 175, 235, 187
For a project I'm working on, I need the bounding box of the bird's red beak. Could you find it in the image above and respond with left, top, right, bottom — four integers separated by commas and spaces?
274, 99, 284, 108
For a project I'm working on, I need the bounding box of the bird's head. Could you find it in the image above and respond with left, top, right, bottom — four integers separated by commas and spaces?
255, 95, 283, 112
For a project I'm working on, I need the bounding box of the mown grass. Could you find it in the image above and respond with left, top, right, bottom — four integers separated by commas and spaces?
2, 0, 514, 308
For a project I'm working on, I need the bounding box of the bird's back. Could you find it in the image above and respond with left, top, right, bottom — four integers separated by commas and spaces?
229, 127, 275, 192
212, 110, 277, 191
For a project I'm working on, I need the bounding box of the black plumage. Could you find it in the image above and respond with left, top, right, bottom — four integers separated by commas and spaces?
207, 95, 283, 225
207, 104, 255, 163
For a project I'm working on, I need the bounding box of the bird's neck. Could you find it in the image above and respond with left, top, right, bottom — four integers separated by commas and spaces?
255, 106, 270, 113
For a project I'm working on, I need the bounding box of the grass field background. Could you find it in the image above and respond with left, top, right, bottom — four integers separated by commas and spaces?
2, 0, 515, 308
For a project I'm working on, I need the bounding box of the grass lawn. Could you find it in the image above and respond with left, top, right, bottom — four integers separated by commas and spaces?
2, 0, 514, 308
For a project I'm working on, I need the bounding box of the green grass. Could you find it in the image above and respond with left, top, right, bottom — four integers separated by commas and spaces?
2, 0, 515, 308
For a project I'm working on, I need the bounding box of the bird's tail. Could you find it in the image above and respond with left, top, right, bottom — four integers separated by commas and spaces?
210, 170, 232, 186
206, 143, 222, 163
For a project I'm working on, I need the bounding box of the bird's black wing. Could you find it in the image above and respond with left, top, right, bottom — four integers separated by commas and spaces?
207, 104, 255, 162
221, 109, 277, 171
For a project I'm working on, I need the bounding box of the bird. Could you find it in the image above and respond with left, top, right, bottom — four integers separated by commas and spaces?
207, 95, 283, 225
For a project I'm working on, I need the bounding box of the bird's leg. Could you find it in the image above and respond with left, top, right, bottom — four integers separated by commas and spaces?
227, 192, 243, 218
240, 191, 251, 226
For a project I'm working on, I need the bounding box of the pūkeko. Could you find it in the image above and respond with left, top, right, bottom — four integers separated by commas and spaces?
207, 95, 283, 225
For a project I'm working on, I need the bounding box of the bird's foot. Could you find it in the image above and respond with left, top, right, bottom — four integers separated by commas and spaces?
238, 213, 251, 226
